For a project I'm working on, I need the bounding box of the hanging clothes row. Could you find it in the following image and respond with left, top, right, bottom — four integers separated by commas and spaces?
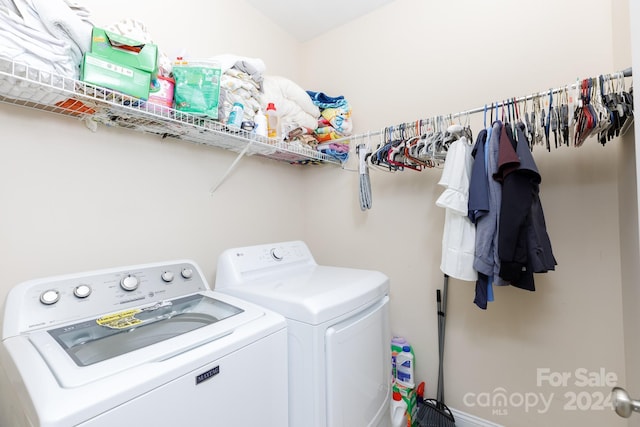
433, 70, 633, 310
349, 67, 633, 176
354, 67, 633, 309
434, 113, 558, 310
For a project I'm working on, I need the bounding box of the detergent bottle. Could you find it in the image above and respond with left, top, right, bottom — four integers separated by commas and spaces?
390, 391, 408, 427
265, 102, 280, 139
391, 336, 409, 381
396, 345, 415, 389
254, 109, 268, 137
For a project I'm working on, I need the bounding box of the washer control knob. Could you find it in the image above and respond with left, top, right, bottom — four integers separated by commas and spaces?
181, 268, 193, 279
161, 271, 174, 282
40, 289, 60, 305
270, 248, 284, 261
73, 284, 92, 298
120, 274, 139, 291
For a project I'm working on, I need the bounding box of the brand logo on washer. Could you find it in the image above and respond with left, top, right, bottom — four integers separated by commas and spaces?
195, 366, 220, 385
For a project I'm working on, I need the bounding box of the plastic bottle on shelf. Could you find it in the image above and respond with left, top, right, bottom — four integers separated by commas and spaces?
226, 102, 244, 128
390, 391, 408, 427
254, 109, 268, 137
265, 102, 279, 139
396, 345, 415, 389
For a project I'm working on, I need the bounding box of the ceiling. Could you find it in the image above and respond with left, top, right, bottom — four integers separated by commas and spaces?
245, 0, 395, 42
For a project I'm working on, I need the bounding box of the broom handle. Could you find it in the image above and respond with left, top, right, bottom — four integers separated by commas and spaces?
439, 274, 449, 404
437, 288, 444, 404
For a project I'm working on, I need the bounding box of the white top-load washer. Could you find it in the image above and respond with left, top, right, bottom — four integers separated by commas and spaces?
215, 241, 391, 427
0, 260, 289, 427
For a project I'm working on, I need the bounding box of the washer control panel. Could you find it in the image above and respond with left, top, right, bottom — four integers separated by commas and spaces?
4, 260, 208, 335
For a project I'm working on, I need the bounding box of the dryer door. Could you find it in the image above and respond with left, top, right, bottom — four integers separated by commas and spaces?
325, 296, 391, 426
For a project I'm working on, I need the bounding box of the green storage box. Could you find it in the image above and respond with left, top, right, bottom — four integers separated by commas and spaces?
81, 52, 151, 100
91, 27, 158, 74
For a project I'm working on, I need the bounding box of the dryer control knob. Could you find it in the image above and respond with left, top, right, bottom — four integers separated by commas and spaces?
120, 274, 139, 291
270, 248, 284, 261
161, 271, 174, 282
40, 289, 60, 305
181, 268, 193, 279
74, 284, 92, 298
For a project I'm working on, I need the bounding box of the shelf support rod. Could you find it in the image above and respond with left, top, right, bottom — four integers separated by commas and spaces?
209, 140, 254, 194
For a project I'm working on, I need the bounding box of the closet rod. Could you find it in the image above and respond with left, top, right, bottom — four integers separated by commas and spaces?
335, 67, 632, 145
447, 67, 633, 120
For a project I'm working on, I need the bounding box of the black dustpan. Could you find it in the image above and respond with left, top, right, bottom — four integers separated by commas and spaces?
416, 274, 456, 427
417, 399, 456, 427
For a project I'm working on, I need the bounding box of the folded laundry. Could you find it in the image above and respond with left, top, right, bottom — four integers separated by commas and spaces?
321, 106, 352, 135
209, 54, 265, 90
0, 0, 92, 93
306, 90, 349, 109
316, 142, 350, 153
219, 68, 262, 121
307, 89, 353, 154
10, 0, 93, 72
318, 144, 349, 162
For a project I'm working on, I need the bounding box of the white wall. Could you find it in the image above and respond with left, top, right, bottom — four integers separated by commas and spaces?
0, 1, 632, 426
622, 0, 640, 426
301, 1, 628, 426
0, 0, 313, 311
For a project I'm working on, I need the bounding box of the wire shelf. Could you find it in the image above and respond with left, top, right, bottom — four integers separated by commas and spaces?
0, 56, 342, 165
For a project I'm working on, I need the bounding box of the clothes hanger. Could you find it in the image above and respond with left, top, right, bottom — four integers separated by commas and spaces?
615, 71, 632, 138
387, 124, 423, 171
530, 94, 539, 147
423, 116, 446, 165
597, 75, 615, 145
522, 97, 534, 149
559, 87, 570, 146
369, 127, 394, 170
527, 96, 535, 148
461, 111, 473, 142
543, 89, 552, 151
573, 80, 587, 146
575, 78, 598, 147
620, 78, 634, 137
403, 135, 431, 169
399, 122, 436, 169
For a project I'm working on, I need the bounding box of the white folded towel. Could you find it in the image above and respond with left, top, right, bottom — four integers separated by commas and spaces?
0, 6, 77, 77
12, 0, 93, 68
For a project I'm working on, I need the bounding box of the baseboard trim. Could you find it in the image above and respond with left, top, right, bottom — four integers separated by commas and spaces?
450, 407, 504, 427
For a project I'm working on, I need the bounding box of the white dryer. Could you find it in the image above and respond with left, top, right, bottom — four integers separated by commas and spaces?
0, 260, 288, 427
215, 241, 391, 427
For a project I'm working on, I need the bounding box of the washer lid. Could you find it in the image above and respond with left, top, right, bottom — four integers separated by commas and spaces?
216, 265, 389, 325
47, 293, 242, 367
24, 291, 275, 388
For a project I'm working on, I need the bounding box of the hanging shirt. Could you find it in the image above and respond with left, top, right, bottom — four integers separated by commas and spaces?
468, 129, 492, 309
468, 129, 489, 223
474, 121, 507, 287
436, 136, 477, 281
496, 124, 557, 290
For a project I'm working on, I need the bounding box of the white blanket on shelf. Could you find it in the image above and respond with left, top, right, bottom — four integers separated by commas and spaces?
0, 6, 76, 76
0, 0, 93, 92
261, 75, 320, 131
0, 6, 74, 105
6, 0, 93, 72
